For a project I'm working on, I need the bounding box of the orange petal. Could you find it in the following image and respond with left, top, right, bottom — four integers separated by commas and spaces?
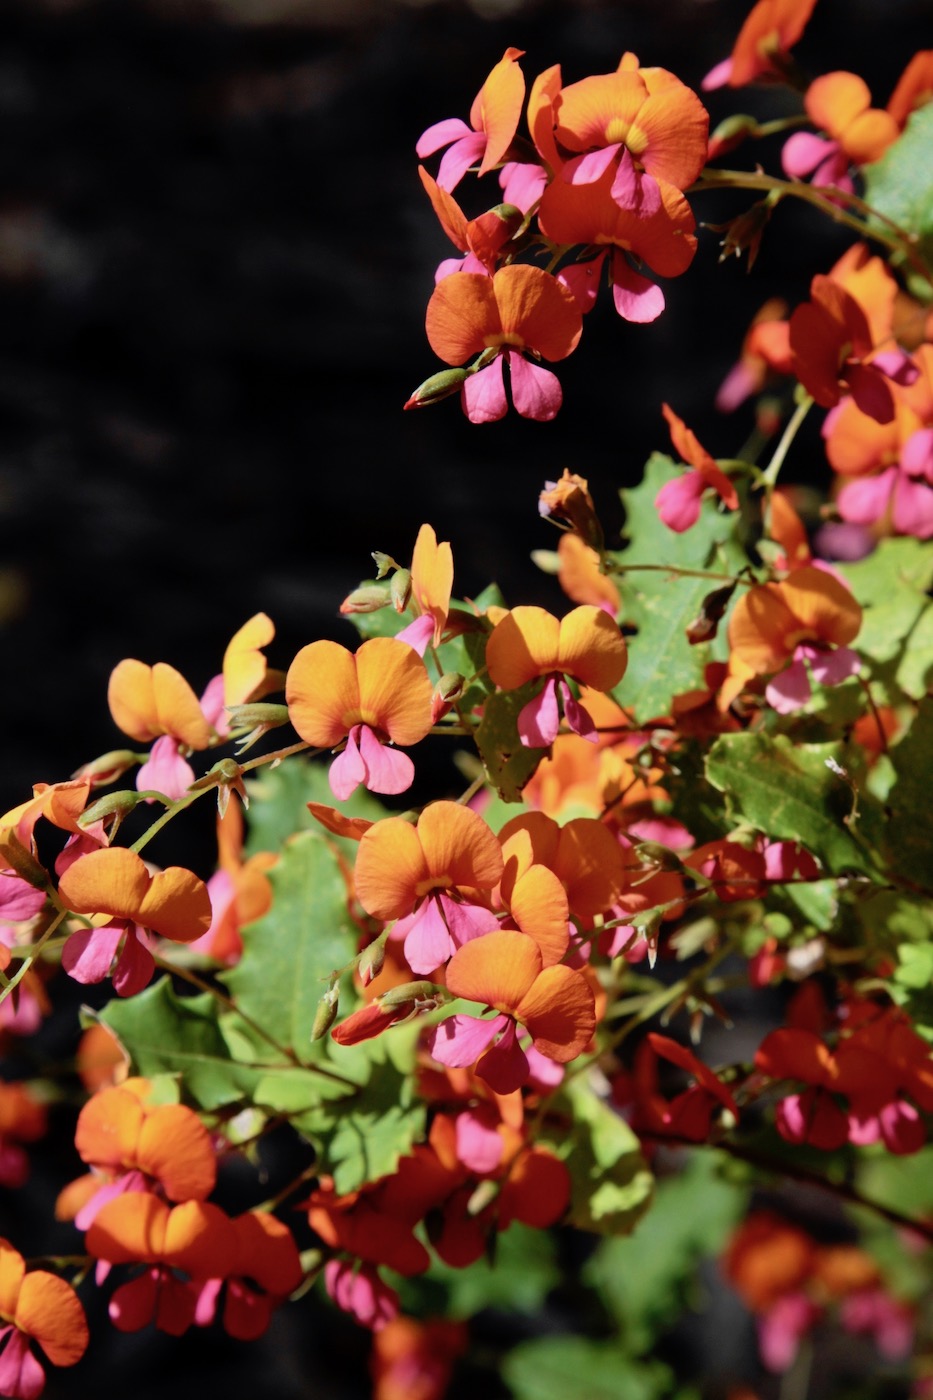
418, 166, 468, 251
805, 71, 870, 137
415, 802, 504, 891
354, 638, 434, 746
286, 640, 361, 747
507, 865, 570, 966
425, 273, 502, 365
557, 606, 627, 690
629, 79, 709, 189
555, 819, 628, 918
58, 847, 149, 921
355, 817, 431, 921
445, 929, 541, 1010
108, 659, 162, 742
727, 582, 798, 674
232, 1212, 303, 1295
136, 865, 213, 943
842, 108, 899, 165
86, 1192, 169, 1264
75, 1085, 145, 1170
471, 47, 526, 176
554, 70, 648, 152
779, 566, 861, 648
514, 963, 596, 1061
410, 523, 454, 648
223, 612, 275, 708
137, 1104, 217, 1201
486, 606, 561, 688
15, 1271, 88, 1366
163, 1200, 238, 1278
556, 534, 620, 613
528, 63, 563, 171
151, 662, 214, 749
0, 1240, 24, 1318
306, 802, 372, 842
491, 264, 582, 362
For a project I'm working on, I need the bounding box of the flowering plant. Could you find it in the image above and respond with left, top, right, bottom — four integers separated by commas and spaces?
2, 5, 933, 1397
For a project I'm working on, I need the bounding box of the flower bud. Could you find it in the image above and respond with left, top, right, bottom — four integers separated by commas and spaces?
686, 582, 738, 645
72, 749, 140, 787
538, 470, 605, 552
76, 789, 143, 830
339, 584, 392, 615
188, 758, 248, 817
707, 113, 759, 161
390, 568, 412, 614
226, 702, 290, 731
431, 672, 466, 723
378, 980, 447, 1013
403, 366, 470, 411
312, 984, 341, 1041
357, 935, 387, 986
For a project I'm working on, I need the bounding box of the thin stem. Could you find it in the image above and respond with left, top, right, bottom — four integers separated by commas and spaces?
0, 907, 68, 1008
760, 393, 813, 491
606, 561, 752, 585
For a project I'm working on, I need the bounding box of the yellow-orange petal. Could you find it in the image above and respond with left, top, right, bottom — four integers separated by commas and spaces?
555, 818, 628, 918
286, 640, 361, 747
486, 606, 562, 689
223, 612, 275, 709
556, 533, 621, 613
415, 802, 504, 892
426, 273, 502, 365
354, 638, 434, 746
0, 1239, 25, 1318
842, 107, 899, 165
354, 817, 430, 921
306, 802, 373, 842
471, 47, 526, 176
410, 523, 454, 649
727, 583, 798, 673
507, 865, 570, 966
528, 63, 563, 171
136, 865, 213, 943
445, 928, 541, 1011
805, 71, 871, 138
514, 963, 596, 1061
74, 1085, 145, 1169
556, 606, 627, 690
779, 566, 862, 648
554, 70, 648, 153
108, 659, 162, 743
630, 78, 709, 189
58, 846, 149, 920
15, 1271, 88, 1366
86, 1192, 169, 1264
151, 662, 214, 749
136, 1103, 216, 1201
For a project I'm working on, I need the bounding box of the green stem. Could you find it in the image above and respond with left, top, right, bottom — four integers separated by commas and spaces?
606, 561, 752, 585
0, 907, 68, 1009
760, 393, 813, 491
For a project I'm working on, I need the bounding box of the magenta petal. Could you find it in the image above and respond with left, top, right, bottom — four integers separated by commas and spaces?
847, 363, 895, 424
0, 1329, 45, 1400
74, 1169, 148, 1231
61, 923, 124, 985
557, 252, 607, 314
701, 57, 733, 91
462, 358, 508, 424
0, 873, 45, 923
892, 476, 933, 539
455, 1107, 504, 1173
403, 898, 455, 976
758, 1293, 819, 1373
715, 361, 758, 413
357, 724, 415, 796
524, 1043, 565, 1091
499, 160, 547, 211
508, 353, 563, 421
805, 645, 860, 687
428, 1012, 508, 1069
112, 927, 156, 997
560, 681, 597, 743
475, 1020, 530, 1093
415, 116, 472, 159
329, 725, 366, 801
436, 132, 488, 192
438, 893, 498, 951
902, 427, 933, 480
765, 659, 812, 713
655, 472, 704, 532
611, 253, 664, 323
395, 614, 435, 656
610, 149, 661, 216
837, 469, 896, 526
781, 131, 834, 178
517, 677, 560, 748
563, 143, 622, 185
199, 673, 227, 734
872, 348, 919, 387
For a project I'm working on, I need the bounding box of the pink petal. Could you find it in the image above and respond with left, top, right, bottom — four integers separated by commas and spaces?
435, 252, 488, 283
837, 468, 896, 526
328, 726, 366, 801
0, 873, 45, 923
610, 148, 662, 216
395, 614, 435, 656
804, 644, 861, 687
562, 143, 622, 185
402, 898, 455, 976
758, 1293, 820, 1373
199, 673, 227, 734
557, 252, 607, 314
455, 1107, 504, 1173
880, 1098, 925, 1155
765, 659, 813, 713
892, 476, 933, 539
193, 1277, 223, 1329
517, 677, 560, 748
701, 57, 733, 91
436, 132, 488, 192
611, 253, 664, 323
357, 724, 416, 796
462, 358, 508, 424
499, 160, 547, 211
109, 1270, 160, 1334
438, 893, 498, 952
560, 681, 597, 742
61, 923, 125, 985
655, 471, 704, 532
475, 1019, 530, 1093
0, 1329, 45, 1400
137, 736, 195, 802
74, 1170, 149, 1232
508, 353, 563, 422
111, 926, 156, 997
715, 360, 759, 413
428, 1012, 508, 1070
54, 830, 107, 879
902, 427, 933, 481
524, 1044, 565, 1092
415, 116, 473, 159
872, 348, 918, 387
781, 131, 835, 179
763, 842, 820, 882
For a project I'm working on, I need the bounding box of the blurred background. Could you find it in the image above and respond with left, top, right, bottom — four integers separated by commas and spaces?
0, 0, 929, 1394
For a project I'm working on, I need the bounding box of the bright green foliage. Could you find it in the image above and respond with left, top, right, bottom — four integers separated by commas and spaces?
551, 1075, 654, 1236
863, 103, 933, 287
475, 680, 551, 800
503, 1336, 674, 1400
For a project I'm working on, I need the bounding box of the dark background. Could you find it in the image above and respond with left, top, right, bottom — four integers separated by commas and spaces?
0, 0, 929, 1395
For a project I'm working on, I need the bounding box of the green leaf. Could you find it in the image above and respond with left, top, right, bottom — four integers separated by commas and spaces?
863, 104, 933, 274
475, 680, 548, 802
244, 757, 390, 857
100, 978, 262, 1110
222, 829, 361, 1056
705, 732, 882, 877
404, 1223, 560, 1319
839, 537, 933, 700
503, 1337, 672, 1400
886, 698, 933, 892
583, 1152, 748, 1354
609, 454, 746, 723
315, 1035, 426, 1194
549, 1073, 653, 1236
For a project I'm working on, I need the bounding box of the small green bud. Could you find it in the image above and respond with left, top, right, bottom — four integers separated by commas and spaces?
339, 583, 392, 615
311, 984, 341, 1041
403, 366, 470, 411
72, 749, 140, 787
390, 568, 412, 614
77, 789, 143, 829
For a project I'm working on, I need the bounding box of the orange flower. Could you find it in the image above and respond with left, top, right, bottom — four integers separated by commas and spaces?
486, 604, 627, 747
409, 523, 454, 650
497, 811, 628, 923
428, 928, 596, 1093
416, 47, 525, 191
655, 403, 739, 532
188, 801, 275, 966
108, 659, 215, 750
554, 533, 620, 614
887, 50, 933, 129
0, 1239, 88, 1398
286, 637, 433, 801
222, 611, 279, 709
703, 0, 818, 90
